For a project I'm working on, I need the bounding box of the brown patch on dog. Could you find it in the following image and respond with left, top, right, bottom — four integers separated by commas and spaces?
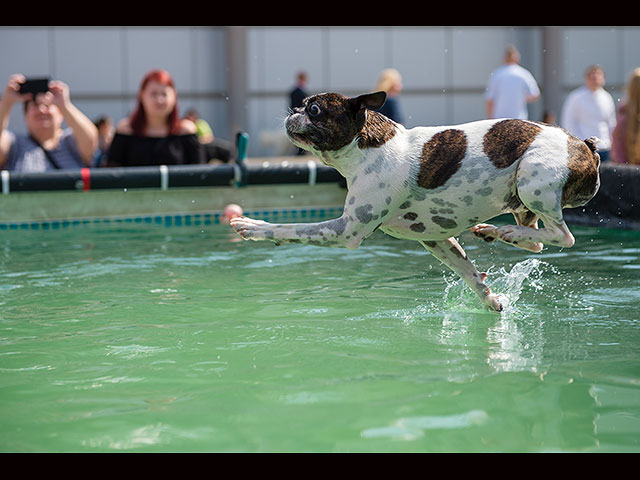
418, 129, 467, 189
483, 119, 542, 169
562, 136, 600, 208
358, 111, 397, 149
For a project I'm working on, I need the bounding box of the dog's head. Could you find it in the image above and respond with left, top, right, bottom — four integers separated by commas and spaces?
285, 91, 387, 152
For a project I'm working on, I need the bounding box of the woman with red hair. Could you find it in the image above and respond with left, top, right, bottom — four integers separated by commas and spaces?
107, 69, 204, 166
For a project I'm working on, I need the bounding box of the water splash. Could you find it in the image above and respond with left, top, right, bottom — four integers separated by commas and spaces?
347, 302, 442, 326
348, 259, 556, 326
440, 259, 555, 374
443, 258, 554, 314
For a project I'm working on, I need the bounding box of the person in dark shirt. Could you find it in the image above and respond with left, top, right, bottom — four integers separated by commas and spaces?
107, 69, 204, 167
289, 71, 309, 156
289, 71, 308, 110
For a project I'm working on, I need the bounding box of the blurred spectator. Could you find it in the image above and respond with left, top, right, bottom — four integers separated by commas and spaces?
485, 45, 540, 120
92, 115, 114, 167
374, 68, 404, 124
289, 71, 309, 111
107, 69, 204, 167
184, 108, 232, 163
0, 74, 98, 172
289, 72, 309, 156
542, 110, 557, 125
561, 65, 616, 162
184, 108, 214, 144
612, 68, 640, 165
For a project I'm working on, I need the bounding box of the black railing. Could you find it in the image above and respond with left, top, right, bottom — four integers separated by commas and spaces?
0, 162, 342, 193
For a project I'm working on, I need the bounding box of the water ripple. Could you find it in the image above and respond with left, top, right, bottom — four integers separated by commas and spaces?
361, 410, 489, 440
105, 345, 169, 359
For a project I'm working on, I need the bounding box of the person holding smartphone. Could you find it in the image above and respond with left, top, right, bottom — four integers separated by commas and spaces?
0, 73, 98, 172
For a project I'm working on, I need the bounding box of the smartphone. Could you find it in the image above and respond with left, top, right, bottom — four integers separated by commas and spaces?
19, 78, 50, 95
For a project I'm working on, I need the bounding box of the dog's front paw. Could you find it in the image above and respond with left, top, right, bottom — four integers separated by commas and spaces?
471, 224, 498, 243
229, 216, 271, 241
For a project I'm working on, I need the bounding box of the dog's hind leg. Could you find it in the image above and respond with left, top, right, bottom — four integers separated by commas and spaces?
496, 216, 575, 249
510, 210, 544, 252
490, 132, 601, 251
420, 238, 503, 312
471, 209, 543, 252
495, 186, 575, 249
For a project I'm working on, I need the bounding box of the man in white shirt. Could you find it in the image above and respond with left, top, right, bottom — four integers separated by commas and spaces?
561, 65, 616, 161
485, 45, 540, 120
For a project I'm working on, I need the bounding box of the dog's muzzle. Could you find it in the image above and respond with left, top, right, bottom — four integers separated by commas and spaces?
285, 113, 311, 146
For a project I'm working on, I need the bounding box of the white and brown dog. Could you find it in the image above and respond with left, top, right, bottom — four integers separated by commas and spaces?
231, 92, 600, 312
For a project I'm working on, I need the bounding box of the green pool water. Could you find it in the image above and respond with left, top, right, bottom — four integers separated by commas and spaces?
1, 219, 639, 452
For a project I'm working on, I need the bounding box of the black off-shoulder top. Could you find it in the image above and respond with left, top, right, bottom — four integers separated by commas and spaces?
106, 133, 205, 167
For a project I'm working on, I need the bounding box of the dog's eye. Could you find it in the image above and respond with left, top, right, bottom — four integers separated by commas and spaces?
308, 104, 321, 116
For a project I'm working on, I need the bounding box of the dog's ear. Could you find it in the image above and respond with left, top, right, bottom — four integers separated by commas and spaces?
349, 91, 387, 113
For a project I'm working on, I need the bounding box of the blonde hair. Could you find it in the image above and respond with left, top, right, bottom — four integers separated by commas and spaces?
625, 68, 640, 165
375, 68, 402, 93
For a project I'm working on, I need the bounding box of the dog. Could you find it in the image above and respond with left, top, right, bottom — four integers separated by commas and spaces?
230, 91, 600, 312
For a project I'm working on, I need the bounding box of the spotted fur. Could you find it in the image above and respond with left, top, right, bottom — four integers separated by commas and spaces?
232, 92, 601, 312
